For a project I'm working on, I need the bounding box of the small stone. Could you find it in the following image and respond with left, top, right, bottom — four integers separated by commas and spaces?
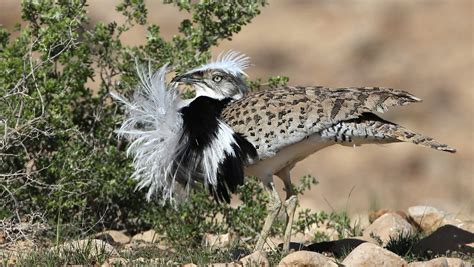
370, 209, 409, 223
279, 251, 338, 266
408, 206, 446, 233
363, 212, 414, 245
95, 230, 131, 245
445, 258, 472, 267
131, 229, 160, 243
101, 257, 128, 267
51, 239, 118, 258
351, 213, 371, 230
202, 232, 238, 249
408, 257, 471, 267
369, 209, 392, 223
239, 250, 269, 266
342, 242, 408, 266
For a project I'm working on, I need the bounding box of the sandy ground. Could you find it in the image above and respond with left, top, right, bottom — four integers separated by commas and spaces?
1, 0, 472, 219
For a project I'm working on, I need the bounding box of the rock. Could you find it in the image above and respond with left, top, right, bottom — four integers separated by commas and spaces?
131, 229, 160, 243
182, 264, 198, 267
408, 206, 447, 233
101, 257, 128, 267
369, 209, 392, 223
408, 257, 471, 267
342, 242, 408, 266
95, 230, 131, 245
458, 220, 474, 233
51, 239, 118, 258
239, 250, 269, 266
202, 232, 238, 249
369, 209, 409, 223
408, 206, 474, 234
363, 212, 414, 245
279, 251, 338, 266
351, 213, 371, 230
445, 258, 472, 267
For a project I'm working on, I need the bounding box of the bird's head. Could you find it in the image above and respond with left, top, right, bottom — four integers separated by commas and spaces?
172, 51, 251, 100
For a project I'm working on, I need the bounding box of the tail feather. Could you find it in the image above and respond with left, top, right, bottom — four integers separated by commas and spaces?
321, 112, 456, 153
392, 126, 456, 153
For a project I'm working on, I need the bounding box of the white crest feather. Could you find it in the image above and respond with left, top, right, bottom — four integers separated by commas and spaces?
110, 64, 186, 202
187, 50, 250, 76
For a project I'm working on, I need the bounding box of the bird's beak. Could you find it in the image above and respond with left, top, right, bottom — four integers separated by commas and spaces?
171, 73, 199, 84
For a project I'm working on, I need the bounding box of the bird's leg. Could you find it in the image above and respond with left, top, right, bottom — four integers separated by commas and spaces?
283, 194, 297, 253
277, 167, 298, 254
254, 181, 282, 251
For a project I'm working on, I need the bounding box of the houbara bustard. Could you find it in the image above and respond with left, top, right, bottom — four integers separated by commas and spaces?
170, 51, 456, 252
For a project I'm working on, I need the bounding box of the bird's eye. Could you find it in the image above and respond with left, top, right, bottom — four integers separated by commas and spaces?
212, 75, 222, 82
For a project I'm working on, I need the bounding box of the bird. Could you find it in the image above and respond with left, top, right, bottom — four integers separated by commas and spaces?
171, 51, 457, 252
111, 64, 257, 204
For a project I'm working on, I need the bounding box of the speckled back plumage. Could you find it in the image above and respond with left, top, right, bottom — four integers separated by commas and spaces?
222, 86, 455, 159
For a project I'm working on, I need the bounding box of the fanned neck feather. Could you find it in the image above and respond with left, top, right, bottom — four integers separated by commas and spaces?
111, 64, 185, 202
111, 64, 257, 204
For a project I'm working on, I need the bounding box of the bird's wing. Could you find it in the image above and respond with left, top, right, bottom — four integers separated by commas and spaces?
221, 86, 422, 159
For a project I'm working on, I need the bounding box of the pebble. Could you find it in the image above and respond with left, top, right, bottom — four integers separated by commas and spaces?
279, 251, 338, 266
363, 212, 415, 245
342, 242, 408, 266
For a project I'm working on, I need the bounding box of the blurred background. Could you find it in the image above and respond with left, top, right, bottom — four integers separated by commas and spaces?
1, 0, 472, 221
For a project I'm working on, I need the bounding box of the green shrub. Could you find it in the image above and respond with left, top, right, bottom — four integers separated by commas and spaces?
145, 176, 273, 249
